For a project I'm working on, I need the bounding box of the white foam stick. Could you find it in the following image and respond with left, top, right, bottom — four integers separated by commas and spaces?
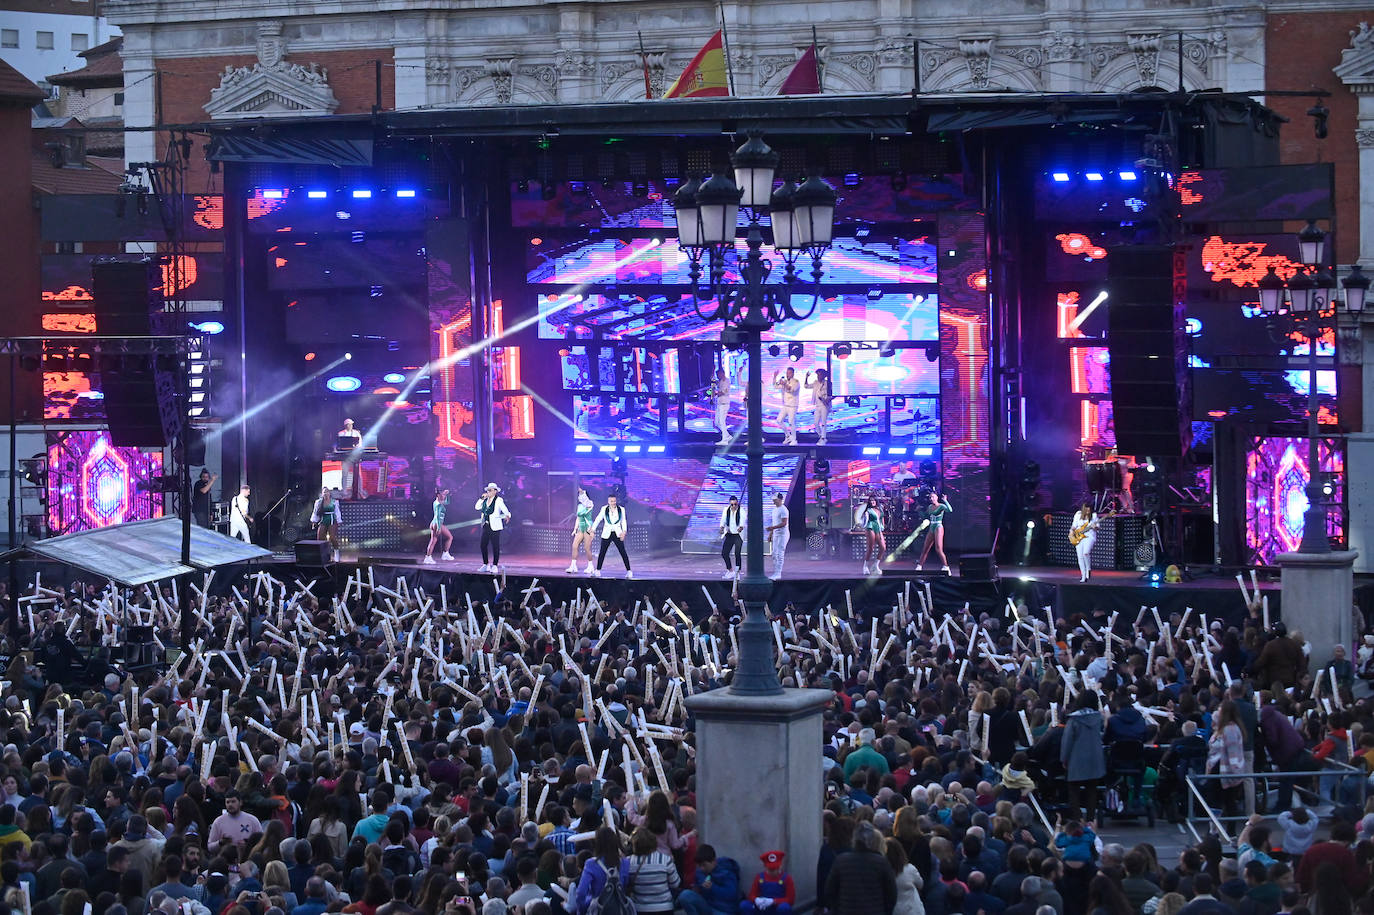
578, 720, 594, 763
1331, 668, 1342, 708
875, 634, 896, 670
374, 658, 397, 687
1174, 608, 1192, 640
394, 721, 416, 771
1250, 570, 1259, 602
958, 658, 969, 683
622, 742, 635, 789
729, 625, 739, 663
1050, 703, 1059, 727
1236, 573, 1251, 605
1222, 662, 1234, 686
1018, 709, 1034, 745
772, 620, 784, 654
200, 740, 217, 782
535, 781, 550, 820
845, 590, 853, 617
1150, 605, 1165, 637
1322, 697, 1334, 716
1262, 595, 1270, 630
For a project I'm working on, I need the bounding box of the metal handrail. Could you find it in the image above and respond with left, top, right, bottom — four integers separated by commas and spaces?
1181, 760, 1367, 846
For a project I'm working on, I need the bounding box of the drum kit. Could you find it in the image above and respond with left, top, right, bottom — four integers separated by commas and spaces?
1081, 447, 1137, 513
850, 480, 934, 533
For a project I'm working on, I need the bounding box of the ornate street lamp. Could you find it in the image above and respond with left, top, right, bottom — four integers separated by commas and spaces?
671, 131, 836, 695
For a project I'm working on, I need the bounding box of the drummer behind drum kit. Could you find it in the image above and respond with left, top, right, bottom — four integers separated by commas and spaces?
1083, 449, 1140, 514
850, 481, 935, 534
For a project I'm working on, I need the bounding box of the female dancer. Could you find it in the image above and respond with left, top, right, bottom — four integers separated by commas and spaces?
859, 495, 885, 577
567, 486, 596, 573
311, 487, 342, 560
422, 488, 452, 564
916, 490, 953, 574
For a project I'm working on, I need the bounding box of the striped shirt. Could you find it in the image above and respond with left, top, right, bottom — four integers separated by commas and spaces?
628, 851, 680, 913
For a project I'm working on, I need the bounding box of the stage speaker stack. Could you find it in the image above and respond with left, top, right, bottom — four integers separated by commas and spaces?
1107, 246, 1191, 457
959, 553, 998, 581
125, 624, 158, 668
294, 540, 331, 566
92, 259, 180, 448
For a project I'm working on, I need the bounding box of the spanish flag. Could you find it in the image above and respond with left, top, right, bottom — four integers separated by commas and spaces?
663, 30, 730, 99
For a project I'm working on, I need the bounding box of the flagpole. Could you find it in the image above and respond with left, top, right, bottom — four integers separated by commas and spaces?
717, 5, 735, 96
638, 31, 653, 99
811, 25, 822, 93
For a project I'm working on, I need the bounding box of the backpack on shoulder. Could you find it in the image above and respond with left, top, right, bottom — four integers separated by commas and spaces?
587, 862, 636, 915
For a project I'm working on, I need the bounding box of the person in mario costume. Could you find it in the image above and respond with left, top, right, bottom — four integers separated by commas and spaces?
740, 850, 795, 914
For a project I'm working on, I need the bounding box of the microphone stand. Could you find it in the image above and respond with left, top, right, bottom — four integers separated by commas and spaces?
263, 489, 292, 553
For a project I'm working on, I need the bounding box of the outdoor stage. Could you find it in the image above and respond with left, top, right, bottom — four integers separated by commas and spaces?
248, 548, 1296, 627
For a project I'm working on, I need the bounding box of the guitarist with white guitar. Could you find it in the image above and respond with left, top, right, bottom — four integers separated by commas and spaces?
1069, 501, 1104, 582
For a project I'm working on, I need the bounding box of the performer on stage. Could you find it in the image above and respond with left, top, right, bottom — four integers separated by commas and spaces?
592, 493, 632, 579
311, 487, 342, 560
773, 367, 801, 445
916, 490, 953, 574
192, 469, 216, 528
712, 368, 732, 445
567, 486, 596, 574
422, 488, 453, 564
338, 418, 364, 498
858, 495, 886, 577
719, 495, 745, 579
229, 484, 253, 543
1070, 501, 1100, 582
476, 483, 512, 574
805, 369, 832, 444
766, 491, 789, 580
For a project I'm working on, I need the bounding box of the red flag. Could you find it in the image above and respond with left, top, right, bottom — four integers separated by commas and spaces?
778, 45, 821, 95
664, 30, 729, 99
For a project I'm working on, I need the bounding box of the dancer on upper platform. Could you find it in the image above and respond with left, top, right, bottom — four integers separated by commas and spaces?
916, 490, 953, 574
567, 486, 596, 574
592, 493, 632, 579
476, 483, 512, 574
806, 368, 831, 445
422, 488, 453, 564
858, 495, 886, 577
773, 367, 801, 445
712, 367, 732, 445
719, 495, 745, 579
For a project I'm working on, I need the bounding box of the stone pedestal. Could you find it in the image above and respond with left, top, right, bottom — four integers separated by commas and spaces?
685, 687, 831, 910
1278, 550, 1358, 662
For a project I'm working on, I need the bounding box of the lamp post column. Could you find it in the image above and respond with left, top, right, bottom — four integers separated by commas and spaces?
1300, 306, 1328, 554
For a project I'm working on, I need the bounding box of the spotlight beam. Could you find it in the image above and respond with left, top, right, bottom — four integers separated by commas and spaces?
206, 355, 350, 441
1068, 290, 1108, 332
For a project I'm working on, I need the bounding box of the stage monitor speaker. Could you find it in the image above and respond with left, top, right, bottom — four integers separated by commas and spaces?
959, 553, 998, 581
1107, 245, 1191, 457
125, 624, 158, 667
295, 540, 330, 567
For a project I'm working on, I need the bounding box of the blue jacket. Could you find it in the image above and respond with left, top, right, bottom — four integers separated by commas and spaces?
693, 857, 741, 913
574, 857, 630, 914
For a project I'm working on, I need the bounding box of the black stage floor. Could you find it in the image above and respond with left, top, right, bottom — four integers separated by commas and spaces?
236, 549, 1294, 627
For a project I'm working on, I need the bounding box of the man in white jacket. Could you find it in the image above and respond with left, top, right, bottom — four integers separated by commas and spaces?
766, 491, 790, 580
475, 483, 512, 574
719, 495, 745, 579
592, 493, 632, 579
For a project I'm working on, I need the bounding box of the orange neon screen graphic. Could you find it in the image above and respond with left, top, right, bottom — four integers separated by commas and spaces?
1200, 236, 1300, 288
1056, 233, 1107, 261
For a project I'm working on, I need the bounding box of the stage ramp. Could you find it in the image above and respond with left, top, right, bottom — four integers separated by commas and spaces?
681, 454, 803, 554
27, 517, 272, 586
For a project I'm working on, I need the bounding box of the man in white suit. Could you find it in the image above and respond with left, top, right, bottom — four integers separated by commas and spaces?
592, 493, 632, 579
475, 482, 512, 574
229, 484, 253, 542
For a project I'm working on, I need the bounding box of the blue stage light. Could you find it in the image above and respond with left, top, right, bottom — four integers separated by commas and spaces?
351, 189, 372, 199
622, 444, 642, 453
1085, 172, 1104, 182
326, 375, 362, 393
913, 447, 934, 456
862, 446, 881, 455
598, 445, 617, 453
261, 189, 284, 199
887, 447, 908, 455
1118, 170, 1138, 181
1051, 172, 1071, 182
395, 189, 417, 198
575, 444, 593, 453
647, 445, 666, 453
192, 320, 224, 335
383, 372, 405, 384
307, 190, 329, 199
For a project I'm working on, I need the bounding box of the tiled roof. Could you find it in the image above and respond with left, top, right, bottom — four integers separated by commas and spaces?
30, 151, 124, 195
0, 58, 46, 107
47, 39, 124, 88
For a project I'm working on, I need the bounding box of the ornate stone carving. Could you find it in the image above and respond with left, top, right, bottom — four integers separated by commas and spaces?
1042, 31, 1081, 63
878, 38, 914, 64
485, 58, 516, 104
528, 64, 558, 98
555, 51, 596, 75
1127, 33, 1162, 86
204, 20, 338, 119
920, 46, 958, 85
644, 51, 666, 97
1088, 43, 1127, 78
1353, 22, 1373, 51
1357, 128, 1374, 149
728, 49, 753, 74
426, 58, 450, 87
600, 60, 636, 94
759, 54, 797, 83
959, 38, 995, 90
455, 67, 486, 94
833, 52, 876, 87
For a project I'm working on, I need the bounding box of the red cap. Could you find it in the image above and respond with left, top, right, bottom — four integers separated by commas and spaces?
760, 850, 785, 868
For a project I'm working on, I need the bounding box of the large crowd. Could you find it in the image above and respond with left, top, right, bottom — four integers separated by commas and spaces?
1, 568, 1373, 915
